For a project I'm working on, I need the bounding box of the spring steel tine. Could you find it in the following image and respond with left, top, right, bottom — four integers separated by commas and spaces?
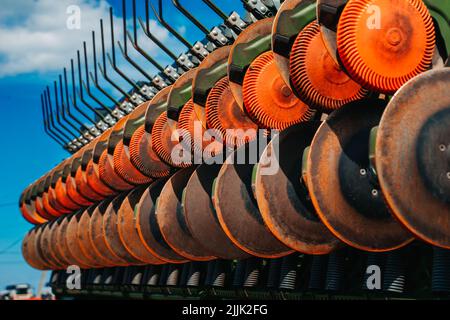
46, 87, 78, 143
82, 42, 122, 115
40, 94, 67, 147
59, 74, 91, 136
107, 7, 143, 97
51, 83, 80, 140
89, 31, 123, 111
150, 0, 192, 49
201, 0, 229, 21
69, 59, 102, 129
120, 0, 163, 78
141, 0, 178, 61
98, 19, 136, 103
43, 90, 72, 144
74, 52, 114, 127
122, 0, 166, 75
171, 0, 210, 35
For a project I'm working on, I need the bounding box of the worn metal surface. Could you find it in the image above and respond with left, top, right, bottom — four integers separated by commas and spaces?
376, 68, 450, 249
135, 178, 187, 264
117, 185, 165, 265
213, 143, 294, 258
307, 100, 414, 252
255, 122, 341, 254
183, 163, 250, 260
157, 166, 216, 261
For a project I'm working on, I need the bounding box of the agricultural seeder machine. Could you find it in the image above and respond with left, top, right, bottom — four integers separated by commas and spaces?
19, 0, 450, 300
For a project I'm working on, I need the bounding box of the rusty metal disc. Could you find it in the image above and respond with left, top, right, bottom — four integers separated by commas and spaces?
336, 0, 435, 93
39, 221, 66, 269
54, 216, 79, 267
157, 167, 216, 261
376, 68, 450, 248
102, 193, 145, 265
66, 211, 101, 268
192, 45, 232, 128
22, 227, 49, 270
117, 185, 165, 265
99, 149, 134, 191
77, 206, 113, 268
213, 142, 294, 258
48, 218, 71, 268
34, 223, 61, 270
74, 165, 103, 202
272, 0, 317, 88
88, 198, 128, 266
307, 100, 414, 252
255, 122, 342, 254
183, 163, 250, 260
135, 178, 187, 264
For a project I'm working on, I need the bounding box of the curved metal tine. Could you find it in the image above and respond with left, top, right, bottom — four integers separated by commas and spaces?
98, 18, 136, 104
150, 0, 192, 49
60, 72, 93, 138
201, 0, 228, 21
139, 0, 178, 61
171, 0, 210, 35
118, 0, 161, 82
40, 93, 67, 147
107, 7, 144, 99
69, 59, 102, 130
46, 86, 80, 145
82, 42, 122, 116
88, 31, 123, 111
74, 50, 114, 127
54, 81, 86, 144
43, 91, 72, 144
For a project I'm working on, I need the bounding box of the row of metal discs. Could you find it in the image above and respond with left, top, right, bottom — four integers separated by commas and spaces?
23, 67, 450, 270
21, 0, 449, 270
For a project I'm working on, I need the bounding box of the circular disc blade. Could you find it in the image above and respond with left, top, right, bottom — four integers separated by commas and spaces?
157, 167, 216, 261
40, 221, 65, 269
89, 198, 127, 266
102, 193, 145, 265
66, 211, 100, 268
307, 100, 414, 251
183, 163, 250, 260
78, 206, 114, 267
214, 142, 294, 258
117, 185, 165, 265
255, 122, 342, 254
376, 68, 450, 248
135, 178, 187, 264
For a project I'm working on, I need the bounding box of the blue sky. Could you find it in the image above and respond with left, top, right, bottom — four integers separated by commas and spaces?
0, 0, 244, 291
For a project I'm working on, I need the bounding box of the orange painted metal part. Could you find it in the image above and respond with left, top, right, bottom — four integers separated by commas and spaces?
336, 0, 435, 93
242, 51, 314, 130
85, 159, 116, 197
290, 21, 369, 112
113, 140, 153, 185
205, 77, 259, 148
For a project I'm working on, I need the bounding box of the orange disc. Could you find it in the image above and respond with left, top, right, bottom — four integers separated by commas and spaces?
98, 149, 134, 191
336, 0, 435, 93
129, 125, 171, 179
54, 177, 80, 211
113, 140, 153, 185
151, 111, 189, 168
206, 77, 259, 148
74, 166, 103, 202
85, 159, 116, 197
290, 21, 369, 112
242, 51, 314, 130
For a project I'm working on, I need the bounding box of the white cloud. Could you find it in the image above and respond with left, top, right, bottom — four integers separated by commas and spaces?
0, 0, 184, 79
